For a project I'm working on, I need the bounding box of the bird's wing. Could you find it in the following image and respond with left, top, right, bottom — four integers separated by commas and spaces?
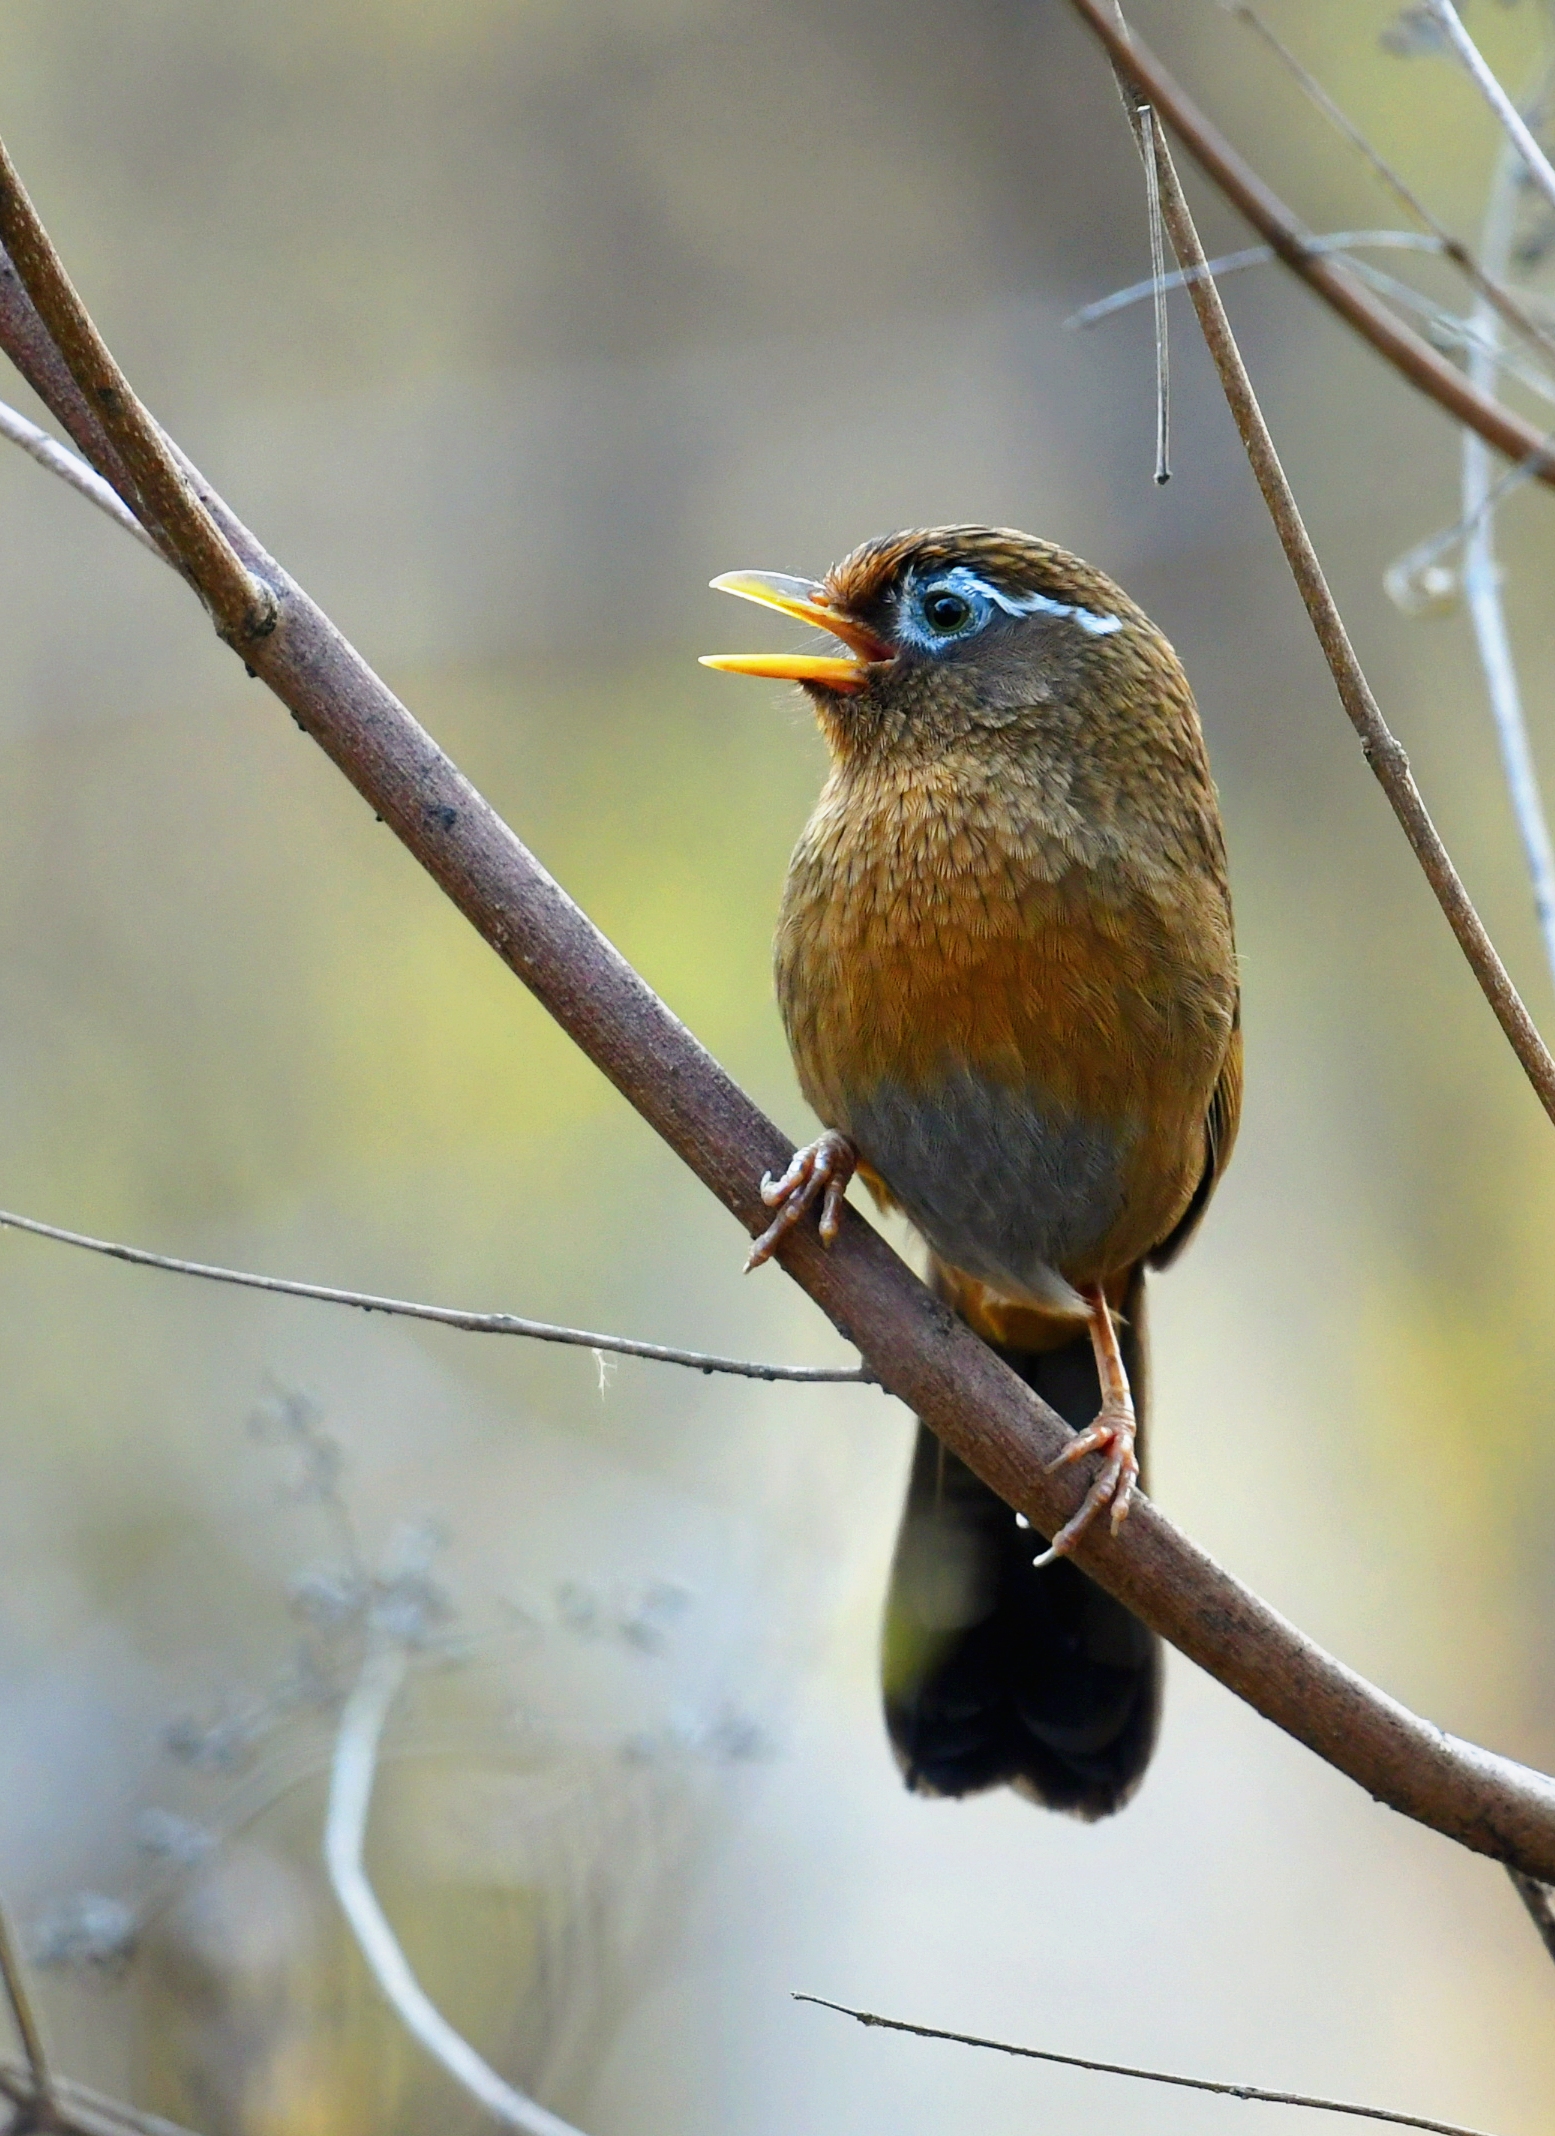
1146, 997, 1243, 1272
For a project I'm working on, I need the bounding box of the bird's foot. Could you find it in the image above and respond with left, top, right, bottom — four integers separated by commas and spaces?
1032, 1401, 1138, 1565
1032, 1284, 1139, 1565
744, 1130, 857, 1271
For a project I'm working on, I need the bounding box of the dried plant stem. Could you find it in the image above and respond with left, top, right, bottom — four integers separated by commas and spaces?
1426, 0, 1555, 222
1119, 73, 1555, 1126
0, 1897, 54, 2129
1463, 143, 1555, 994
0, 2064, 203, 2136
325, 1643, 586, 2136
0, 137, 272, 642
0, 1204, 871, 1384
0, 400, 160, 554
1508, 1868, 1555, 1962
5, 147, 1555, 1885
793, 1996, 1501, 2136
1064, 0, 1555, 485
1228, 1, 1555, 368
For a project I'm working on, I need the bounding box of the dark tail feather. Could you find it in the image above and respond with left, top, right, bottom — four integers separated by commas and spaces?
880, 1268, 1162, 1819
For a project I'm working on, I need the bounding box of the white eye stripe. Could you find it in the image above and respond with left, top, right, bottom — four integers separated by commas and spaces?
925, 565, 1123, 638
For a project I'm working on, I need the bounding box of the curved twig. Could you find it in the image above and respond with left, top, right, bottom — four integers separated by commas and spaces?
324, 1642, 587, 2136
1064, 0, 1555, 485
0, 1205, 872, 1384
4, 137, 1555, 1883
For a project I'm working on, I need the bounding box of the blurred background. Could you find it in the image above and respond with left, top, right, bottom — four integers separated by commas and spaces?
0, 0, 1552, 2128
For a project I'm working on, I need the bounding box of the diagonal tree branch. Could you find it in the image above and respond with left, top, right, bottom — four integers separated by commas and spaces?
3, 143, 1555, 1886
1063, 0, 1555, 486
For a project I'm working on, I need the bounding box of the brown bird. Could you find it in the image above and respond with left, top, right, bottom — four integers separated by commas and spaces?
702, 525, 1240, 1818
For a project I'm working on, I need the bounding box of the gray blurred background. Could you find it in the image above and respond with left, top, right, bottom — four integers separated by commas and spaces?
0, 0, 1552, 2128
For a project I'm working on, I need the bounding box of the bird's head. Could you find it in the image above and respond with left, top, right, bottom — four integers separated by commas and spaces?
701, 525, 1162, 761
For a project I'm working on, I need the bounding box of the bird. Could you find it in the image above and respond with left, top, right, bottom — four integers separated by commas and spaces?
700, 525, 1240, 1819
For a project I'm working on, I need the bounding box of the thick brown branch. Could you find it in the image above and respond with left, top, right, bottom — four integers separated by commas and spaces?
1064, 0, 1555, 486
3, 169, 1555, 1882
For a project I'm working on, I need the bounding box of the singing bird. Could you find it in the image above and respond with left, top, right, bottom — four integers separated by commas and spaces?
702, 526, 1240, 1818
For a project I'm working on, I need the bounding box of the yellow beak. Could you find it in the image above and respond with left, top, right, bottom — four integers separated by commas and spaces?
699, 570, 891, 695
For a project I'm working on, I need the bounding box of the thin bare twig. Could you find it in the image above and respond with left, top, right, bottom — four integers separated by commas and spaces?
1385, 436, 1550, 612
1227, 1, 1555, 365
1063, 0, 1555, 484
6, 142, 1555, 1884
1463, 140, 1555, 993
325, 1642, 587, 2136
0, 2064, 203, 2136
1426, 0, 1555, 222
793, 1996, 1501, 2136
0, 1205, 871, 1383
1083, 6, 1555, 1129
1067, 229, 1444, 328
0, 1897, 54, 2130
0, 400, 160, 555
0, 138, 272, 642
1508, 1868, 1555, 1962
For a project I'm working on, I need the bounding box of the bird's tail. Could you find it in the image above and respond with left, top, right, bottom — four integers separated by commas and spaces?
880, 1266, 1161, 1819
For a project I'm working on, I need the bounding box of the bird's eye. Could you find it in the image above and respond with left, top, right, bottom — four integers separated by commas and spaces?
922, 588, 974, 634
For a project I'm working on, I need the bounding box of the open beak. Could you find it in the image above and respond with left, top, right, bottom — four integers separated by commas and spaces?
699, 570, 892, 695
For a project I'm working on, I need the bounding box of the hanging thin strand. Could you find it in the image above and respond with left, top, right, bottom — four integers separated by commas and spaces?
1139, 103, 1172, 482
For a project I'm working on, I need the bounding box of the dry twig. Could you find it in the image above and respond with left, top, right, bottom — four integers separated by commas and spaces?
793, 1995, 1502, 2136
1425, 0, 1555, 222
4, 135, 1555, 1885
1075, 0, 1555, 1130
0, 400, 159, 555
0, 1898, 54, 2131
324, 1642, 585, 2136
0, 1205, 872, 1384
0, 2065, 202, 2136
0, 137, 271, 641
1227, 1, 1555, 366
1063, 0, 1555, 483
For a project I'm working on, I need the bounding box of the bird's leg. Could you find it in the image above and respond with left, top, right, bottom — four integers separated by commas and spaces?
1032, 1284, 1140, 1566
744, 1130, 857, 1271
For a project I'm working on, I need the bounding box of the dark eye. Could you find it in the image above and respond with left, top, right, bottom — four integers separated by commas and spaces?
923, 589, 973, 633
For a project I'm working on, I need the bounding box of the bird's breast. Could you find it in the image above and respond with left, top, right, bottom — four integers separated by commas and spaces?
774, 761, 1236, 1299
